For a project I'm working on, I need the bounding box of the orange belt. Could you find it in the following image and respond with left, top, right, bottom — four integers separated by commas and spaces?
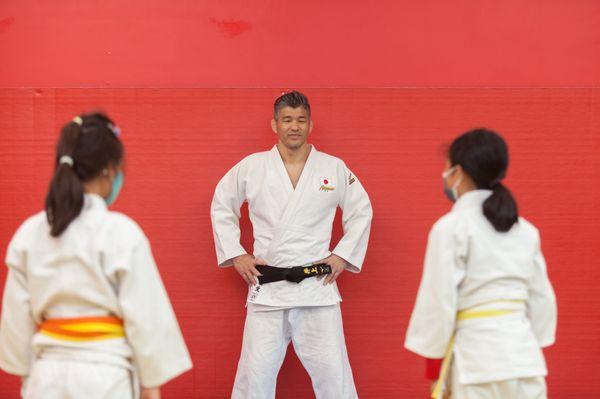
38, 316, 125, 342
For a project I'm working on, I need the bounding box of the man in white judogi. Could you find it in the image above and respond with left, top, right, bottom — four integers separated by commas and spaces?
211, 91, 373, 398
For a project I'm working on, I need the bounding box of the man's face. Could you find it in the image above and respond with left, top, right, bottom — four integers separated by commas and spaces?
271, 106, 313, 150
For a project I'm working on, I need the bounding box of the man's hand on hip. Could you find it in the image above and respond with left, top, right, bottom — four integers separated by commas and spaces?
233, 254, 265, 286
317, 253, 347, 285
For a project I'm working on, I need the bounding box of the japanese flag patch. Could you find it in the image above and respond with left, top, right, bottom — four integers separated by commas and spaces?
319, 177, 335, 192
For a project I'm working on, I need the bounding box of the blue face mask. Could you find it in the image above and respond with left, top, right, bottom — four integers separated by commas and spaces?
443, 181, 455, 202
441, 166, 461, 202
105, 170, 124, 206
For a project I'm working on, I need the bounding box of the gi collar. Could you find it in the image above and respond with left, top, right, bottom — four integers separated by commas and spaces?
83, 193, 108, 212
451, 189, 493, 212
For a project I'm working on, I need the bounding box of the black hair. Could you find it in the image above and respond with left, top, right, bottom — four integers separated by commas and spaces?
273, 91, 311, 119
449, 128, 518, 232
45, 112, 123, 237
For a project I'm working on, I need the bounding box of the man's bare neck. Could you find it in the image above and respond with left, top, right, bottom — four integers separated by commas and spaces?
277, 143, 311, 165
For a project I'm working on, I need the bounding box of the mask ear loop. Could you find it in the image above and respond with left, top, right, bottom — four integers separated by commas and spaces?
442, 166, 461, 201
441, 165, 457, 179
101, 169, 116, 186
451, 174, 463, 201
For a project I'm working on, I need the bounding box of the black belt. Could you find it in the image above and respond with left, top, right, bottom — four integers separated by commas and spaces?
256, 264, 332, 285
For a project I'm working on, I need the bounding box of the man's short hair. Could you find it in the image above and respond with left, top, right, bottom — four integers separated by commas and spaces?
273, 91, 311, 119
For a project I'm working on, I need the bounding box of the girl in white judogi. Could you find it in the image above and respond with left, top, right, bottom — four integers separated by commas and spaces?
0, 113, 192, 399
405, 129, 557, 399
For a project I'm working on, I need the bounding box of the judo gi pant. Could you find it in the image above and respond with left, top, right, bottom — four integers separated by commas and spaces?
450, 364, 547, 399
24, 357, 133, 399
232, 303, 358, 399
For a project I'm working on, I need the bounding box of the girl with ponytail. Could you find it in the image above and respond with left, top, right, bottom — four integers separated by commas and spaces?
405, 129, 557, 398
0, 113, 192, 399
45, 113, 123, 237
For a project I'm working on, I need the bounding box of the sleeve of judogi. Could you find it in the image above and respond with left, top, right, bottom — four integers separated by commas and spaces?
210, 160, 248, 267
404, 218, 467, 358
0, 225, 36, 376
118, 236, 192, 388
526, 230, 557, 348
331, 164, 373, 273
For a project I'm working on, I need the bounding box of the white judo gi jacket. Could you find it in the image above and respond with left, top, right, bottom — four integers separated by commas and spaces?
0, 194, 192, 389
211, 145, 373, 307
405, 190, 557, 385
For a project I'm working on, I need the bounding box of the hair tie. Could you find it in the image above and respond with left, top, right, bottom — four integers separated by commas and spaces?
490, 179, 502, 189
107, 123, 121, 137
59, 155, 74, 167
72, 116, 83, 126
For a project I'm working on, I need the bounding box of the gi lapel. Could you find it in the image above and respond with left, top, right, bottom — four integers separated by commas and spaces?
272, 144, 317, 226
265, 145, 318, 264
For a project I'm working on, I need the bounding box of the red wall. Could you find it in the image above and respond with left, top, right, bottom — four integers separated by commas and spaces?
1, 88, 599, 398
0, 1, 599, 87
1, 1, 599, 398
